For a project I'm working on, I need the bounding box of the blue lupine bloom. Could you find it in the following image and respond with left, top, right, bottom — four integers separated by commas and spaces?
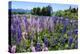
23, 16, 27, 23
69, 37, 73, 43
10, 14, 78, 52
62, 26, 66, 33
35, 42, 42, 51
75, 45, 78, 49
43, 37, 49, 47
74, 29, 78, 34
15, 16, 20, 25
39, 18, 44, 29
63, 19, 69, 27
54, 39, 58, 45
29, 35, 33, 41
17, 25, 22, 44
23, 16, 29, 32
68, 36, 73, 47
67, 31, 72, 36
11, 24, 16, 36
61, 38, 67, 45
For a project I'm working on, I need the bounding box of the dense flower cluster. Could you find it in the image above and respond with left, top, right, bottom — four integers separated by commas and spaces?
9, 14, 78, 53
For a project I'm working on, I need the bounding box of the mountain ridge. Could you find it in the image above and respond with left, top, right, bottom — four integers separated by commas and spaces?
9, 9, 31, 13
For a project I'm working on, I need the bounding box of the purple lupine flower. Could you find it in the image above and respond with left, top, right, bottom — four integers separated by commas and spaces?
42, 43, 48, 51
61, 38, 67, 45
13, 15, 22, 44
39, 18, 43, 29
30, 41, 36, 52
8, 45, 11, 53
35, 42, 42, 51
67, 31, 72, 36
65, 18, 69, 24
74, 29, 78, 34
31, 46, 36, 52
69, 36, 73, 43
75, 44, 78, 49
11, 45, 16, 53
23, 16, 29, 32
74, 40, 78, 49
17, 24, 22, 44
48, 17, 54, 32
68, 36, 73, 47
11, 24, 15, 35
62, 25, 66, 33
54, 39, 58, 45
43, 36, 49, 47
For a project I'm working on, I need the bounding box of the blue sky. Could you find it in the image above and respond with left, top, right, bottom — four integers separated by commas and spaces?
11, 1, 78, 12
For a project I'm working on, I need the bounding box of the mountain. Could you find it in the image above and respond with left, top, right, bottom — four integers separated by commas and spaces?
9, 9, 31, 13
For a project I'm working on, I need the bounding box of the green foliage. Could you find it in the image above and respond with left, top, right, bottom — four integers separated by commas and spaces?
54, 6, 78, 20
12, 12, 27, 14
13, 23, 77, 52
31, 5, 52, 16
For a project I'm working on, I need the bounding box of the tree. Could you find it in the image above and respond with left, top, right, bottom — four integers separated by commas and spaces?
46, 5, 53, 16
31, 8, 37, 15
31, 5, 53, 16
36, 7, 41, 15
71, 8, 77, 13
41, 7, 47, 16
